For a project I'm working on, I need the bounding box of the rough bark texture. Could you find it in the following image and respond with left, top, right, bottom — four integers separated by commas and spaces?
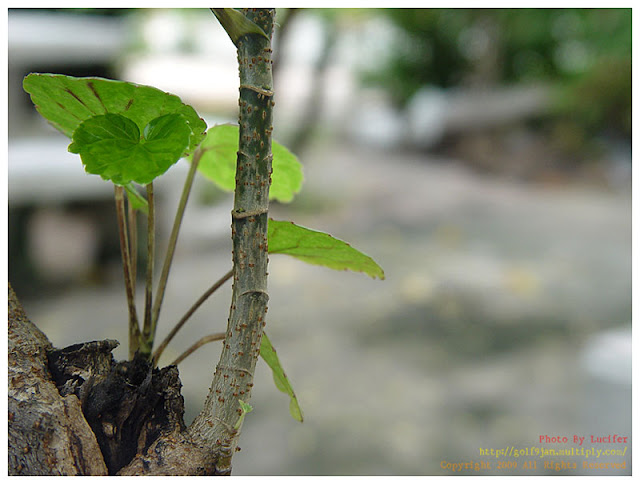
116, 433, 218, 475
8, 283, 218, 475
188, 8, 275, 475
8, 283, 108, 475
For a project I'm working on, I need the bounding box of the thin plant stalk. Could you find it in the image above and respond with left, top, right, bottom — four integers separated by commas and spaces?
141, 182, 155, 358
115, 185, 141, 359
153, 268, 233, 366
150, 148, 205, 347
127, 198, 137, 297
171, 332, 226, 366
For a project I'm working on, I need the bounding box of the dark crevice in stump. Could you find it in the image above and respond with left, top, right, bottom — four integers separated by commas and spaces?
47, 341, 186, 475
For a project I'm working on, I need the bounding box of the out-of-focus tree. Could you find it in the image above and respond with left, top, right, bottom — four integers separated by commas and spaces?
364, 9, 631, 141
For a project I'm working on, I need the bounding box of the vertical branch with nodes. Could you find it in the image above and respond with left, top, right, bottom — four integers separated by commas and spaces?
189, 8, 275, 474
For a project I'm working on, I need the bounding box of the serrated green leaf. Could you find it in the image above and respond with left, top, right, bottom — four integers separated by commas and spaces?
193, 124, 303, 203
212, 8, 269, 46
70, 113, 191, 185
260, 332, 303, 422
124, 183, 148, 214
268, 220, 385, 280
23, 73, 206, 155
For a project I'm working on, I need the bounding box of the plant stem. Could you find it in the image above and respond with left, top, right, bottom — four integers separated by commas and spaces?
150, 149, 203, 348
127, 198, 137, 297
152, 268, 233, 366
189, 8, 275, 473
140, 182, 155, 358
115, 185, 141, 359
171, 332, 226, 366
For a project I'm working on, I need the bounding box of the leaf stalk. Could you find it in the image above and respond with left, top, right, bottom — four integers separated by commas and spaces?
170, 332, 226, 366
115, 185, 141, 358
141, 182, 155, 358
153, 268, 233, 365
150, 149, 204, 347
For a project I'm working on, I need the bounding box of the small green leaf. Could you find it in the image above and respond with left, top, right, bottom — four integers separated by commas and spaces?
23, 73, 206, 155
212, 8, 269, 46
124, 183, 148, 214
70, 113, 191, 185
268, 220, 385, 280
260, 332, 303, 422
234, 400, 254, 429
194, 124, 303, 203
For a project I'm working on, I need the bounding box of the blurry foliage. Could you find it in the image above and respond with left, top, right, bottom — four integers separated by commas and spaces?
364, 8, 631, 139
555, 57, 631, 137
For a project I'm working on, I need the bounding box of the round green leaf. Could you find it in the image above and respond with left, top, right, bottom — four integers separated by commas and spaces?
70, 113, 191, 185
23, 73, 207, 156
194, 124, 303, 203
193, 124, 237, 191
271, 141, 304, 203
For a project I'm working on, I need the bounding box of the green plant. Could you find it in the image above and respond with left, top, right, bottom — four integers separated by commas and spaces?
19, 8, 383, 474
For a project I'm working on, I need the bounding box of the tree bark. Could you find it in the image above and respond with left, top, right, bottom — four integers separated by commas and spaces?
8, 282, 221, 476
8, 283, 108, 475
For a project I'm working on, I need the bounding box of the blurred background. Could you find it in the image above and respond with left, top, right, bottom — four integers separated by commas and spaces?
8, 8, 631, 475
